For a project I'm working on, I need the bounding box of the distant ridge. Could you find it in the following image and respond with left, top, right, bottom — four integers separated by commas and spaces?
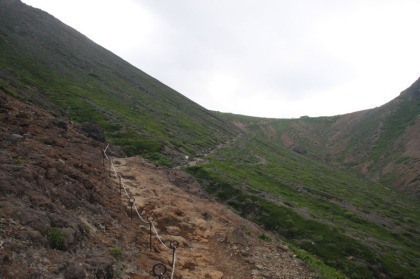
247, 77, 420, 196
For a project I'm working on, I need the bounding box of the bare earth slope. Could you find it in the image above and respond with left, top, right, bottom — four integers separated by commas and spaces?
110, 157, 313, 278
0, 90, 313, 278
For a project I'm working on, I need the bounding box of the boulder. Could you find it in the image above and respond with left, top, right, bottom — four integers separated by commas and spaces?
226, 225, 248, 246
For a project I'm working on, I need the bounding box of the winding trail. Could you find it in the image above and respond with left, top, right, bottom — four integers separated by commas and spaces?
177, 132, 246, 169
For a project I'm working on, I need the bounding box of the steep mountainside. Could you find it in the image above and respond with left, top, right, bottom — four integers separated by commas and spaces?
1, 1, 420, 278
0, 0, 239, 166
330, 79, 420, 194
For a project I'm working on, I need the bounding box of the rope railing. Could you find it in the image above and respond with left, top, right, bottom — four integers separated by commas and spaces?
103, 143, 178, 279
103, 143, 109, 160
111, 160, 131, 199
171, 249, 177, 279
151, 221, 171, 250
134, 203, 150, 224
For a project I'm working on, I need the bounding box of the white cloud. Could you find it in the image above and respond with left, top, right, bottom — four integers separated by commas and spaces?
22, 0, 420, 118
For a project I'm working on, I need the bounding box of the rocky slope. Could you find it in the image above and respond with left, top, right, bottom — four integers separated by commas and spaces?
0, 89, 314, 278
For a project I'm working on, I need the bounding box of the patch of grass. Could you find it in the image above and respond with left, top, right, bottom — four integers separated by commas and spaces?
110, 248, 122, 260
0, 80, 22, 99
142, 152, 172, 167
15, 156, 23, 164
292, 246, 346, 279
114, 268, 123, 277
258, 232, 271, 241
47, 227, 66, 250
108, 131, 163, 156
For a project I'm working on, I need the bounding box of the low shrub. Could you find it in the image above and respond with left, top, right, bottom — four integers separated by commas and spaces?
111, 248, 123, 260
258, 232, 271, 241
47, 227, 66, 250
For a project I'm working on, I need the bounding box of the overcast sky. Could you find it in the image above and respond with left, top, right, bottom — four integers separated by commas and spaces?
22, 0, 420, 118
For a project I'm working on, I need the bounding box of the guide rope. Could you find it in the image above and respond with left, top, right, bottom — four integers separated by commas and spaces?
151, 221, 171, 250
103, 143, 177, 278
171, 249, 177, 279
103, 143, 109, 160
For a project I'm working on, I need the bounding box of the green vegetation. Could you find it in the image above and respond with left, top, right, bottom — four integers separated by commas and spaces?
114, 268, 123, 277
258, 232, 271, 241
111, 248, 123, 260
186, 134, 420, 278
15, 156, 23, 165
292, 246, 346, 279
47, 227, 66, 250
0, 80, 22, 100
0, 1, 239, 163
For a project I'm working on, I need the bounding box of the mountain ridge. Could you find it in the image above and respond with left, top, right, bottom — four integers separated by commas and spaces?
216, 77, 420, 196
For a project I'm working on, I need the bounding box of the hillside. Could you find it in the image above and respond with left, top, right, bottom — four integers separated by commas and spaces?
1, 1, 420, 278
185, 118, 420, 278
0, 0, 239, 167
0, 89, 318, 278
239, 78, 420, 196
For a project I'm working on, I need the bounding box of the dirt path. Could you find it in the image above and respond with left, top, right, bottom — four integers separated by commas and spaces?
111, 157, 314, 278
177, 133, 245, 169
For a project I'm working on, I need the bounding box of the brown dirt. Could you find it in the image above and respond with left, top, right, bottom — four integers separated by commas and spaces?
401, 115, 420, 158
111, 157, 315, 278
280, 134, 294, 147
